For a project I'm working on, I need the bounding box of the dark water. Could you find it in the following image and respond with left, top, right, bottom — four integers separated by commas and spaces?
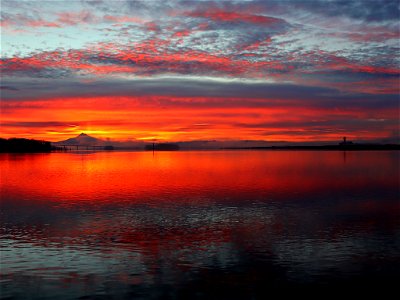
1, 150, 399, 298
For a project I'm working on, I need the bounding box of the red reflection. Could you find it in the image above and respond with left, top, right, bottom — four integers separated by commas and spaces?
1, 151, 398, 207
1, 151, 399, 283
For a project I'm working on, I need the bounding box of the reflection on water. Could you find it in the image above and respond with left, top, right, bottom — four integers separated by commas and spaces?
1, 151, 399, 298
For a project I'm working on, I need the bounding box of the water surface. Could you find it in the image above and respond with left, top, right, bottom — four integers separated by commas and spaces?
1, 150, 399, 298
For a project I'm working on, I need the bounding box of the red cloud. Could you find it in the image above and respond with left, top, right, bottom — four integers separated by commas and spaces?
57, 10, 98, 25
1, 41, 398, 87
27, 20, 61, 28
0, 50, 137, 76
347, 31, 399, 42
300, 51, 400, 76
241, 37, 272, 50
184, 8, 284, 25
170, 22, 210, 39
1, 12, 147, 30
103, 15, 144, 24
145, 21, 159, 31
323, 53, 400, 75
325, 29, 399, 43
0, 16, 61, 28
171, 29, 192, 38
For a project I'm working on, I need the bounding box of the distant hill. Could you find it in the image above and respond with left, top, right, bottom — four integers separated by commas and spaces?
54, 133, 105, 145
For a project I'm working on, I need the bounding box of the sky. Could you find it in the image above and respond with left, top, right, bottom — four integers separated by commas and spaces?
1, 0, 399, 143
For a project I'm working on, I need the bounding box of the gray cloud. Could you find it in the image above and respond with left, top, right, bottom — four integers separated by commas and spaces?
1, 77, 398, 112
224, 0, 400, 22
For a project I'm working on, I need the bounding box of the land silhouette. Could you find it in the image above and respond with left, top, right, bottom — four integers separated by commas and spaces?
0, 138, 52, 153
0, 134, 399, 153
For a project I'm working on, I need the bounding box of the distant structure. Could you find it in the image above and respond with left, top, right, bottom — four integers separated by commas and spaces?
339, 136, 354, 146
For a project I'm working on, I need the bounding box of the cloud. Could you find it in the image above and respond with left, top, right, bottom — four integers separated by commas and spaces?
0, 121, 70, 128
0, 12, 61, 28
1, 77, 398, 113
0, 9, 144, 30
103, 14, 144, 24
1, 43, 398, 98
182, 8, 287, 26
0, 45, 290, 79
0, 85, 19, 91
56, 10, 98, 25
243, 0, 400, 22
294, 0, 400, 22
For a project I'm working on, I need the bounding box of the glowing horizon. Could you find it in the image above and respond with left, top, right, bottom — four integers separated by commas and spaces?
1, 1, 399, 143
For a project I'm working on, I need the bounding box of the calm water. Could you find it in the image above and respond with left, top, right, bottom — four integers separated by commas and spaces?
1, 150, 399, 298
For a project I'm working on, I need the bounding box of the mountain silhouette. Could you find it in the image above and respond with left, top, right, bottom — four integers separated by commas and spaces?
55, 133, 105, 145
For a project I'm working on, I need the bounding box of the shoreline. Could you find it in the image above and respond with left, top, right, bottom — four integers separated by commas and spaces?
222, 144, 400, 151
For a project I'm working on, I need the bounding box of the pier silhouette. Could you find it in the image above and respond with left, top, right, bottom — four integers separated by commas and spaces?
56, 144, 114, 151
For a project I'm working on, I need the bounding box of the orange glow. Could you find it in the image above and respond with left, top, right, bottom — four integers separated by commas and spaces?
1, 94, 397, 142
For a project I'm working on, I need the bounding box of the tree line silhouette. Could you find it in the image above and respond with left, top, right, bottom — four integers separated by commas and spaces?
0, 138, 52, 153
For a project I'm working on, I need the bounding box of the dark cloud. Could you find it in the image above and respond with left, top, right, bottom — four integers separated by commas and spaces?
0, 121, 71, 128
233, 118, 399, 131
227, 0, 400, 22
1, 78, 398, 112
0, 86, 19, 91
296, 0, 400, 22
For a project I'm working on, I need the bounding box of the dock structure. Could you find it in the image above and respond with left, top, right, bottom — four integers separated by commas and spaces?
56, 144, 113, 151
